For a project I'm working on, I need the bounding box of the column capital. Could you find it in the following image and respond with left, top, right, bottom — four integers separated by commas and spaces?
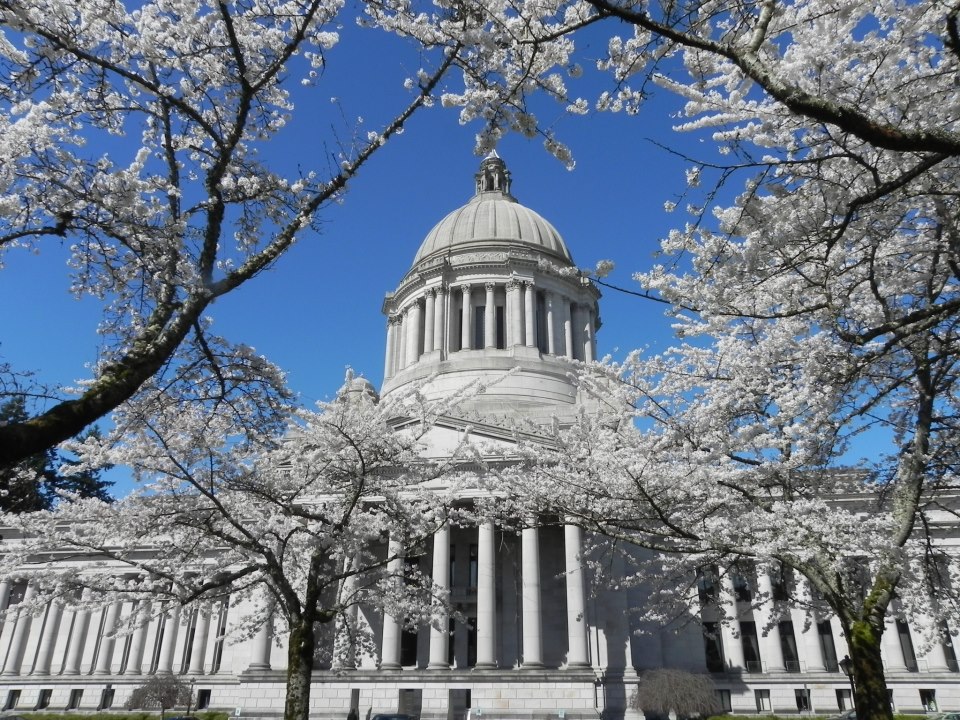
436, 283, 448, 296
460, 283, 472, 293
506, 278, 522, 291
522, 279, 535, 288
484, 281, 496, 291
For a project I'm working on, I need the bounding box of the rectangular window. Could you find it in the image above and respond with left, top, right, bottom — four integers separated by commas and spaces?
36, 689, 52, 710
716, 689, 732, 713
536, 292, 547, 353
888, 690, 896, 713
449, 544, 457, 589
6, 582, 27, 609
149, 620, 165, 674
836, 688, 852, 711
898, 619, 919, 671
468, 544, 478, 590
740, 621, 763, 673
3, 690, 20, 710
795, 688, 811, 712
98, 688, 115, 710
473, 306, 485, 349
197, 689, 212, 710
702, 622, 725, 673
467, 619, 477, 667
495, 305, 505, 349
448, 618, 456, 666
920, 689, 937, 713
779, 621, 800, 671
818, 621, 839, 671
755, 689, 771, 712
118, 630, 133, 674
772, 565, 791, 601
180, 609, 198, 673
68, 689, 83, 710
732, 563, 753, 602
697, 566, 718, 604
211, 597, 229, 673
400, 628, 419, 667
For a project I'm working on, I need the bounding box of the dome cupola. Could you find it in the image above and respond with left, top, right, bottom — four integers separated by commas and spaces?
380, 155, 600, 425
412, 151, 572, 267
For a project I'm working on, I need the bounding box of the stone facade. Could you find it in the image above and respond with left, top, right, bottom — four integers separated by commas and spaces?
0, 154, 957, 720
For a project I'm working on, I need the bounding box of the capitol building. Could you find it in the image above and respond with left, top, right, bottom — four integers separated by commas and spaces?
0, 155, 957, 720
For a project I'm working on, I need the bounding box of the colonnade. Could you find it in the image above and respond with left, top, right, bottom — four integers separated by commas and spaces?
704, 570, 956, 675
384, 280, 597, 380
378, 519, 591, 670
0, 582, 226, 677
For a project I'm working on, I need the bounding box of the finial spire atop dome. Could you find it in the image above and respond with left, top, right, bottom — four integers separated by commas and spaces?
475, 151, 512, 197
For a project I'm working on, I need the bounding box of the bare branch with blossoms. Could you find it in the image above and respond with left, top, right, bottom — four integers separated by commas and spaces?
0, 372, 476, 720
0, 0, 460, 466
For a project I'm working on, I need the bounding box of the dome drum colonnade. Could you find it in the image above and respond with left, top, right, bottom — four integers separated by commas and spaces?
381, 153, 600, 389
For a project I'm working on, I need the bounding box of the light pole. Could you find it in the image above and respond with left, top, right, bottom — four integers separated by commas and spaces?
838, 655, 856, 710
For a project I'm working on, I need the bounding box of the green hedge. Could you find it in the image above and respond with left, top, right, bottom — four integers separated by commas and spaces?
7, 713, 229, 720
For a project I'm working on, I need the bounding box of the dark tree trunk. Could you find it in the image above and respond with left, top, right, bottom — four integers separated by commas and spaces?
284, 619, 316, 720
848, 619, 893, 720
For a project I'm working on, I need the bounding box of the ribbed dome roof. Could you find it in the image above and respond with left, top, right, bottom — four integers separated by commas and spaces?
412, 154, 573, 266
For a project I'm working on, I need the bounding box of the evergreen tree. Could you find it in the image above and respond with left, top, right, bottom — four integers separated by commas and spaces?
0, 397, 112, 512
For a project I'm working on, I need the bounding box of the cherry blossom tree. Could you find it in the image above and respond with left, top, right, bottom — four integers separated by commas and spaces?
0, 0, 461, 466
369, 2, 960, 718
0, 373, 473, 720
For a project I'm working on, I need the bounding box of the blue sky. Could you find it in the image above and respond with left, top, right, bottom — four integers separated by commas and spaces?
0, 19, 796, 493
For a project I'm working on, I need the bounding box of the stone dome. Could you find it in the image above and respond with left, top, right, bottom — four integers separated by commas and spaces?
412, 153, 573, 267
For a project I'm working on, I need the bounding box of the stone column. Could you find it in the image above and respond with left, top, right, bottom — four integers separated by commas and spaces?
484, 283, 496, 349
523, 282, 536, 348
32, 600, 64, 675
719, 575, 746, 671
545, 292, 557, 355
3, 583, 37, 676
881, 616, 908, 671
794, 582, 825, 672
460, 285, 472, 351
397, 311, 408, 370
507, 280, 523, 347
475, 520, 497, 668
521, 521, 544, 668
380, 536, 404, 670
424, 289, 436, 354
562, 298, 574, 358
384, 316, 397, 380
584, 308, 596, 361
921, 620, 952, 672
405, 300, 422, 366
428, 523, 451, 670
188, 606, 212, 674
94, 600, 122, 674
248, 608, 274, 671
124, 600, 152, 675
156, 604, 181, 674
63, 589, 93, 675
334, 560, 360, 671
604, 553, 633, 672
564, 523, 590, 667
434, 286, 447, 353
756, 571, 784, 672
